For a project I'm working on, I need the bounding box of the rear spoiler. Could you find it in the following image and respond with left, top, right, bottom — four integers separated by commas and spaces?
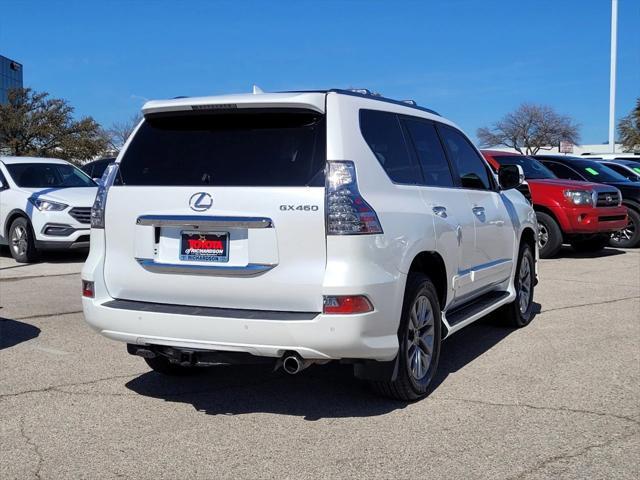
142, 92, 326, 117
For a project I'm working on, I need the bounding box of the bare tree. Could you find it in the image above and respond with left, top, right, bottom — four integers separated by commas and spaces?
106, 112, 142, 154
477, 103, 580, 155
618, 98, 640, 153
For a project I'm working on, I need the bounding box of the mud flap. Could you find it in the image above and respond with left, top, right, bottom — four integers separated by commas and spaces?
353, 356, 399, 382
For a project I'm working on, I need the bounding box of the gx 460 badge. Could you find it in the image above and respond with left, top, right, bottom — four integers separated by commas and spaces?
279, 205, 319, 212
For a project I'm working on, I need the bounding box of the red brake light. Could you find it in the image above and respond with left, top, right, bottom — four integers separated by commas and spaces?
82, 280, 95, 298
323, 295, 373, 314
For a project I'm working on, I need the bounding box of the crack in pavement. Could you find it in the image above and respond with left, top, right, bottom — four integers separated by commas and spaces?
9, 310, 83, 321
542, 277, 639, 288
0, 372, 147, 401
0, 272, 80, 283
19, 417, 44, 480
439, 396, 640, 426
505, 429, 639, 480
541, 295, 639, 314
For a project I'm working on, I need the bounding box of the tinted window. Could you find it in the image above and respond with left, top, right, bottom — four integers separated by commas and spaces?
605, 163, 636, 180
119, 111, 326, 186
360, 110, 421, 184
570, 160, 630, 182
403, 119, 454, 187
541, 162, 584, 181
6, 163, 95, 188
492, 155, 556, 180
438, 125, 491, 189
91, 159, 113, 179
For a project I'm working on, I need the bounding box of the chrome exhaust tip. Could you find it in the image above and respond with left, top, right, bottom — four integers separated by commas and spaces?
282, 353, 311, 375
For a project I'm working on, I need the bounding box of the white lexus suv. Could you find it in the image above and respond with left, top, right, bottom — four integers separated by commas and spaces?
0, 156, 97, 263
82, 89, 538, 400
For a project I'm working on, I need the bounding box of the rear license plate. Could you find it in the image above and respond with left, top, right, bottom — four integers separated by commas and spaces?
180, 231, 229, 262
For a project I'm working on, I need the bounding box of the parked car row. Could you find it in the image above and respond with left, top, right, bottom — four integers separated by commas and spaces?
481, 151, 631, 258
481, 151, 640, 256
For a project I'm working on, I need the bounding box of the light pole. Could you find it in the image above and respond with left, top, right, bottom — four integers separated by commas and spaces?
609, 0, 618, 152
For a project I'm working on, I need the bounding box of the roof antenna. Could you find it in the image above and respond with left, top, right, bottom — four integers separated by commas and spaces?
252, 85, 264, 94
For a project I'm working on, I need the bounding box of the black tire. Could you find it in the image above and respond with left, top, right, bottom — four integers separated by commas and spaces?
370, 273, 442, 401
499, 243, 536, 328
144, 355, 201, 376
536, 212, 563, 259
609, 208, 640, 248
570, 235, 609, 253
8, 217, 39, 263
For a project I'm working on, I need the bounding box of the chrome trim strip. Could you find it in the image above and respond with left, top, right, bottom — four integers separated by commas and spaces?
136, 215, 273, 229
102, 299, 318, 321
135, 258, 276, 276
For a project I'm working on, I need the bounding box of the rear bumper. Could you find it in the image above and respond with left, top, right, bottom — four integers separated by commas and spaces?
560, 206, 627, 234
82, 229, 406, 362
82, 296, 398, 361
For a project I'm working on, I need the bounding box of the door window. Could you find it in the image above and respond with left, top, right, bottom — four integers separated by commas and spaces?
438, 125, 492, 190
542, 162, 584, 181
402, 119, 455, 188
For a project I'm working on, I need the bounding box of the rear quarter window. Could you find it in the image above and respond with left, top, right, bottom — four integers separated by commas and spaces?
359, 109, 422, 184
118, 110, 326, 187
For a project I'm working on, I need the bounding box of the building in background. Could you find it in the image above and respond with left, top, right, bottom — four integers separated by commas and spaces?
0, 54, 23, 104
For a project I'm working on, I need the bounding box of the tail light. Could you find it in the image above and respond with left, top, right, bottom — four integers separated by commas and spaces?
323, 295, 373, 314
82, 280, 95, 298
325, 161, 383, 235
91, 163, 119, 229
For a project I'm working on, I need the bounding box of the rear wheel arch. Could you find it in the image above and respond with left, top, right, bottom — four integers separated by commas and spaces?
408, 251, 448, 310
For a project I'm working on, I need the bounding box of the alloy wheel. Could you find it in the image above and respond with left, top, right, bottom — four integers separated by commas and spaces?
406, 295, 435, 381
10, 225, 28, 257
610, 219, 635, 244
537, 223, 548, 249
518, 254, 532, 314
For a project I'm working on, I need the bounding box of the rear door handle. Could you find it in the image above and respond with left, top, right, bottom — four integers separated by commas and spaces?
432, 206, 447, 218
472, 206, 485, 216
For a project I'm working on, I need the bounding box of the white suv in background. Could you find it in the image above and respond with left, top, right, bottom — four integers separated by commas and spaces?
0, 156, 97, 262
82, 89, 538, 400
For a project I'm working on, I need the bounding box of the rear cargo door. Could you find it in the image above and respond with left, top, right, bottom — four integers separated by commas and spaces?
103, 109, 327, 312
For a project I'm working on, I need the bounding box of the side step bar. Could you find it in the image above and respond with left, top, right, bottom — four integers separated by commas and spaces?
446, 291, 510, 327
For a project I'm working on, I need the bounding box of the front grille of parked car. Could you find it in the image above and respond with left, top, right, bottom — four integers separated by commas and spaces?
69, 207, 92, 224
597, 191, 620, 207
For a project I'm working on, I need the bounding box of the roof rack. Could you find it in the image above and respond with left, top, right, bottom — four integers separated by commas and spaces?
329, 88, 440, 116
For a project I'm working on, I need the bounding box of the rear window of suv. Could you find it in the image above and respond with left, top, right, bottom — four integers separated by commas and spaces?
118, 110, 326, 186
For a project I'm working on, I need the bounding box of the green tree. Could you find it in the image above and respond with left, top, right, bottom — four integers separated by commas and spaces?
477, 103, 580, 155
0, 88, 108, 163
618, 98, 640, 153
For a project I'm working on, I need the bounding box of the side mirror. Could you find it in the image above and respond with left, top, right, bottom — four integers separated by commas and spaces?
498, 164, 524, 190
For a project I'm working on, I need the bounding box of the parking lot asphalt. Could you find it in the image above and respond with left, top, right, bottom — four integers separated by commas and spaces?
0, 246, 638, 479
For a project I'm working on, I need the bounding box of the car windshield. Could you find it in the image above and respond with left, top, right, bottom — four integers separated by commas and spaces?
622, 161, 640, 174
6, 163, 96, 188
570, 160, 631, 183
493, 155, 556, 179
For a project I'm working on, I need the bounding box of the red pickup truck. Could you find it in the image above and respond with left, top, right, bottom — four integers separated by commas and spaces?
482, 151, 628, 258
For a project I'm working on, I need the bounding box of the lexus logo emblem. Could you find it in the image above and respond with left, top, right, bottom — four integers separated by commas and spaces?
189, 192, 213, 212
